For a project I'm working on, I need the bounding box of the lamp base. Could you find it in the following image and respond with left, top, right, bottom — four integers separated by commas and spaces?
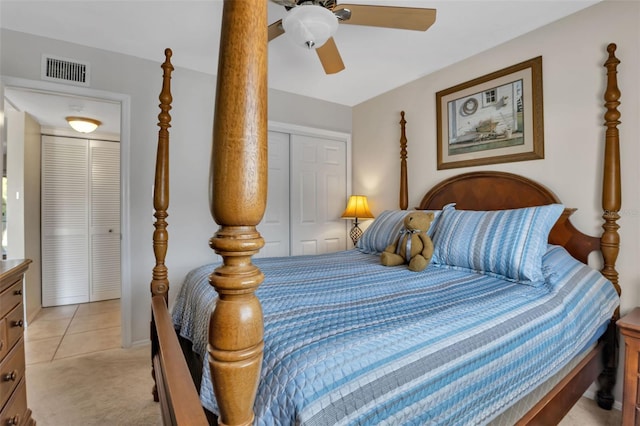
349, 224, 363, 246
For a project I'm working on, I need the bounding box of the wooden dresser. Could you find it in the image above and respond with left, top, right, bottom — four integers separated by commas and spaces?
0, 260, 35, 426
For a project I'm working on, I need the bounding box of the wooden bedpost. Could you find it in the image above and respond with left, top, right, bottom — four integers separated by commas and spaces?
151, 48, 174, 403
150, 48, 174, 302
597, 42, 621, 411
207, 1, 268, 425
399, 111, 408, 210
600, 43, 621, 299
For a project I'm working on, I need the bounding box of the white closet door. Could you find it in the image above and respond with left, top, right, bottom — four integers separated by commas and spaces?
257, 131, 290, 258
90, 140, 121, 301
290, 135, 347, 255
41, 136, 90, 307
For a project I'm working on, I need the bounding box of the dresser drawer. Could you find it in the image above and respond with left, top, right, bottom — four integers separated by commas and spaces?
0, 320, 7, 362
0, 340, 24, 411
4, 306, 23, 353
0, 378, 27, 426
0, 280, 22, 320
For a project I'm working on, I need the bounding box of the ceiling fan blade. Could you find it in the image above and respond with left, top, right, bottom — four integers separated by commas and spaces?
268, 19, 285, 41
316, 37, 345, 75
334, 4, 436, 31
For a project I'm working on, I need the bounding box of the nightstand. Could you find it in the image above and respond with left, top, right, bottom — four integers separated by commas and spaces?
617, 307, 640, 425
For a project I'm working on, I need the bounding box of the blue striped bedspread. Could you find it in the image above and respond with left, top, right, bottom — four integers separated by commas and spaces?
172, 245, 619, 425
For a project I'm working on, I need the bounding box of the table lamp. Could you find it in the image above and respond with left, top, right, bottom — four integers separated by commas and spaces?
341, 195, 375, 246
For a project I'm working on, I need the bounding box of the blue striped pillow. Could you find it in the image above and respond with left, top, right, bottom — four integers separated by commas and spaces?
431, 203, 564, 285
356, 209, 442, 254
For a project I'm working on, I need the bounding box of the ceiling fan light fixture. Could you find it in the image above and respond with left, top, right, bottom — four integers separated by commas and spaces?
283, 4, 338, 50
65, 116, 102, 133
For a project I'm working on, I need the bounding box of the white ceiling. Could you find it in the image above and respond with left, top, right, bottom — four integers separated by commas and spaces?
1, 0, 600, 133
4, 88, 122, 135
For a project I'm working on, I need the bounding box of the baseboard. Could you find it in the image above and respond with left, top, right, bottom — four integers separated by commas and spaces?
26, 306, 41, 327
130, 338, 152, 348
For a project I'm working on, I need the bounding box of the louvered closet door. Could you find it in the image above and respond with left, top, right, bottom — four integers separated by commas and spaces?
290, 135, 347, 255
257, 131, 290, 258
89, 140, 121, 301
41, 136, 90, 306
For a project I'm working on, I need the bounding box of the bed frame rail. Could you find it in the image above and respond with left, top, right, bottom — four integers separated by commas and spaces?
152, 296, 208, 425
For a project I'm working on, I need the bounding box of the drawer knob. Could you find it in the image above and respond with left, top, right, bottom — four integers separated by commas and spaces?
3, 370, 17, 382
13, 289, 22, 296
12, 320, 23, 328
8, 414, 20, 425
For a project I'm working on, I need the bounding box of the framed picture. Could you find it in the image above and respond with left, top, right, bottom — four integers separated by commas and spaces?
436, 56, 544, 170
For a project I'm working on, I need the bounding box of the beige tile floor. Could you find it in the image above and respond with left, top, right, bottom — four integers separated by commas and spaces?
560, 397, 622, 425
24, 299, 121, 365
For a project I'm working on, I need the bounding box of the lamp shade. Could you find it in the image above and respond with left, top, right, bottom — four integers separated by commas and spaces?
283, 4, 338, 49
341, 195, 375, 220
66, 116, 101, 134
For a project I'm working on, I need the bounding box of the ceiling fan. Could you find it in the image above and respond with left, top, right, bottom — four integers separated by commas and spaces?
268, 0, 436, 74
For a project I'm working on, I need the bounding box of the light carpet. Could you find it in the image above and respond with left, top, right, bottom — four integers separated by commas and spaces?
26, 344, 162, 426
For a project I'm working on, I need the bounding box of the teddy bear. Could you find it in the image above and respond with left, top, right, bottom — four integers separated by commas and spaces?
380, 211, 435, 272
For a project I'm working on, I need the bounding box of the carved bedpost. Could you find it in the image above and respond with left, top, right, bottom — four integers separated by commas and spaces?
151, 48, 174, 302
207, 1, 268, 425
597, 42, 621, 411
399, 111, 408, 210
150, 48, 174, 403
600, 43, 621, 299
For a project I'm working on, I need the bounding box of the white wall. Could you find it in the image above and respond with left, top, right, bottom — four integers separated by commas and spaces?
1, 81, 4, 218
1, 29, 352, 346
353, 0, 639, 406
22, 113, 42, 324
354, 0, 638, 309
5, 112, 25, 259
6, 111, 42, 324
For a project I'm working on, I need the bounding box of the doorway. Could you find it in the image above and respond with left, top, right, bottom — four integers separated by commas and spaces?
1, 76, 132, 347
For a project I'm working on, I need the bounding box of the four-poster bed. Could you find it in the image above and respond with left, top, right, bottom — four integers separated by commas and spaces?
149, 3, 622, 425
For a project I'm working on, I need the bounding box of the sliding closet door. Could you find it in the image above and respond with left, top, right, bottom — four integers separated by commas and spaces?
89, 140, 121, 301
41, 136, 90, 306
290, 135, 347, 255
257, 131, 290, 258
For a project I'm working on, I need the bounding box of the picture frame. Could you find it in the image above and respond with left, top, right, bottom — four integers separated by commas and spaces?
436, 56, 544, 170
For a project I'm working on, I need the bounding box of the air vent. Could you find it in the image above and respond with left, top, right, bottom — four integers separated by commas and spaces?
41, 54, 91, 87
